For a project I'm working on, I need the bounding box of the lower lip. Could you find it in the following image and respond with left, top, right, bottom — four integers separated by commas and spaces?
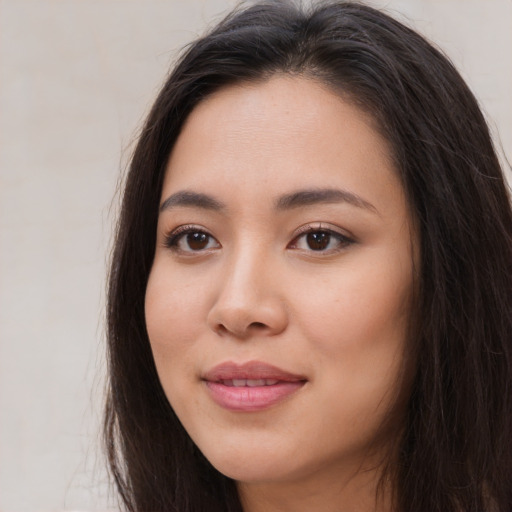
205, 381, 305, 412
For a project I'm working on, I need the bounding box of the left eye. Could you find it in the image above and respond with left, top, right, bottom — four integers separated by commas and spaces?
165, 229, 220, 252
291, 229, 352, 252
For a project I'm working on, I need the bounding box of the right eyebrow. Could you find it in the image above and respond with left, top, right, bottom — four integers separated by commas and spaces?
159, 190, 226, 212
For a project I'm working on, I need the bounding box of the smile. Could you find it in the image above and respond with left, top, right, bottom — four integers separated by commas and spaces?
202, 361, 307, 412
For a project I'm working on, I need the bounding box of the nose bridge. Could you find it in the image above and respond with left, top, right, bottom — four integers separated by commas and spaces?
207, 239, 287, 338
226, 241, 262, 290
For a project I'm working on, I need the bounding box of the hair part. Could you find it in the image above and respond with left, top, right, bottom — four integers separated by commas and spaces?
105, 2, 512, 511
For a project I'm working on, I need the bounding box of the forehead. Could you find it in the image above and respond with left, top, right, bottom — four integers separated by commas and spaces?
162, 75, 403, 219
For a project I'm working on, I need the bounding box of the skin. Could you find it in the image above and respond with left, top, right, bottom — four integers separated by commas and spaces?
145, 76, 417, 512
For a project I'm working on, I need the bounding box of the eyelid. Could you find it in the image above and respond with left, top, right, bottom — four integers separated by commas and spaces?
291, 222, 355, 241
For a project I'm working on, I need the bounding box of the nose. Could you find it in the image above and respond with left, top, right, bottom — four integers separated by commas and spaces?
206, 250, 288, 339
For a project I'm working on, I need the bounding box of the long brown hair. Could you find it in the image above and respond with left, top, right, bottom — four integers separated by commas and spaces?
105, 2, 512, 510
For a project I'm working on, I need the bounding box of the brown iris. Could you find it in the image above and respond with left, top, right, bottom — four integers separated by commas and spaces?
187, 232, 209, 250
306, 232, 330, 250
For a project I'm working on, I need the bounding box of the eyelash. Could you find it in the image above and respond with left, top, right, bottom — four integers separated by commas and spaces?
163, 224, 354, 255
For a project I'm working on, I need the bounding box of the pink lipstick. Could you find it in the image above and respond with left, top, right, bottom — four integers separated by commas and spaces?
202, 361, 307, 412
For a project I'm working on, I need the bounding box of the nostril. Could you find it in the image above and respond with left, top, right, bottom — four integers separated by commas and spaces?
215, 324, 229, 335
249, 322, 267, 330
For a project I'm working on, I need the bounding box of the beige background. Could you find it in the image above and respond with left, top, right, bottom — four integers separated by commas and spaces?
0, 1, 510, 510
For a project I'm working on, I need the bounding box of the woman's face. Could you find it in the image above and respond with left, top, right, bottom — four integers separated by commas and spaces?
145, 76, 416, 489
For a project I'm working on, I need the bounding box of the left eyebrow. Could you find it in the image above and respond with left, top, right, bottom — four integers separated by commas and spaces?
275, 188, 379, 214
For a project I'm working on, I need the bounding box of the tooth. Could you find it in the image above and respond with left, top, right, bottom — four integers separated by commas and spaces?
223, 380, 234, 387
246, 379, 265, 387
265, 379, 278, 386
232, 379, 247, 387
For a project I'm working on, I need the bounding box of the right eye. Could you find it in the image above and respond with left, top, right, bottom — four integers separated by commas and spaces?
165, 227, 220, 253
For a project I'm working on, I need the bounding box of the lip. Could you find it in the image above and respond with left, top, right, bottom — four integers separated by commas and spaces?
202, 361, 307, 412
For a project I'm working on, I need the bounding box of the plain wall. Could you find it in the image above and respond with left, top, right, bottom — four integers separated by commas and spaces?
0, 1, 510, 510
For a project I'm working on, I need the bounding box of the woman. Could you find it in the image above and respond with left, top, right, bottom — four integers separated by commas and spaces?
105, 1, 512, 511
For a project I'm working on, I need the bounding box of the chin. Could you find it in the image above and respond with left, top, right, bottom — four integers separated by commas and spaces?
198, 441, 296, 483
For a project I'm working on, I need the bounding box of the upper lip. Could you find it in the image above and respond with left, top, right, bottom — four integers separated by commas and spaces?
203, 360, 307, 382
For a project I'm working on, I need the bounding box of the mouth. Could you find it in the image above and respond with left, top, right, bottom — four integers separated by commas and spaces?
218, 378, 281, 387
202, 361, 307, 412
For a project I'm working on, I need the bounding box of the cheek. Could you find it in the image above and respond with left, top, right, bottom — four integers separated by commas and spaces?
145, 263, 206, 366
293, 255, 412, 359
290, 256, 412, 434
145, 268, 209, 421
